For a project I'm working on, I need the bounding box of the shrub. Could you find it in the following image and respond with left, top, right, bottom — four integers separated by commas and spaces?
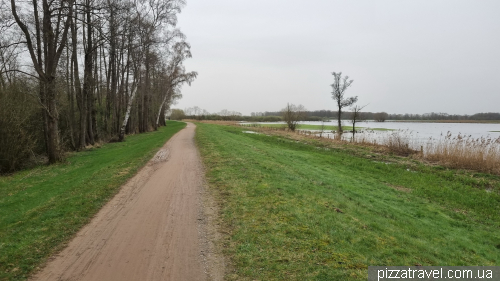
170, 109, 186, 120
281, 103, 306, 131
0, 83, 41, 172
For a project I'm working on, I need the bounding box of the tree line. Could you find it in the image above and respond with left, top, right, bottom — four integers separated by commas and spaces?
387, 112, 500, 121
174, 109, 500, 123
248, 111, 500, 122
0, 0, 196, 173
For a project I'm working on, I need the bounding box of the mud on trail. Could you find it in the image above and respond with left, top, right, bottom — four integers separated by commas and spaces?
31, 123, 224, 281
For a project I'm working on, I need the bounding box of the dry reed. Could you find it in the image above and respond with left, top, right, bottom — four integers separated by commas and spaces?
380, 130, 419, 156
425, 132, 500, 175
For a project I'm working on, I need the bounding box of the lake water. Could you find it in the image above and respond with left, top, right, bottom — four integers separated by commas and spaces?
316, 120, 498, 138
242, 121, 500, 148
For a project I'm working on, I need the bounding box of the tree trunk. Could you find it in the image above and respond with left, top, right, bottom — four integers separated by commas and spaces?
39, 82, 50, 155
45, 77, 61, 163
107, 3, 117, 135
160, 105, 167, 126
155, 88, 172, 128
71, 7, 85, 150
155, 99, 166, 129
66, 45, 76, 149
337, 106, 343, 133
83, 1, 95, 145
119, 83, 138, 141
352, 120, 356, 142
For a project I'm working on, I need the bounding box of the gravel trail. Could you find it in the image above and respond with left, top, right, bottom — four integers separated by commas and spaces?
32, 123, 209, 281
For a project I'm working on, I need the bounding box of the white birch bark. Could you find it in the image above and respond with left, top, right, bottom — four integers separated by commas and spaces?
119, 82, 138, 141
155, 87, 173, 127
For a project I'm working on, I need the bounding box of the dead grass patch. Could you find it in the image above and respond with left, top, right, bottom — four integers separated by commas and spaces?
388, 184, 412, 193
454, 209, 468, 215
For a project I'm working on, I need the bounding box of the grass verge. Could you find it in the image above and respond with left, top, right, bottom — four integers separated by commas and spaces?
195, 123, 500, 281
0, 121, 186, 280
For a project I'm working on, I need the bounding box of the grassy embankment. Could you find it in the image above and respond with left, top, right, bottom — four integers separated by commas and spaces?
241, 123, 500, 175
195, 123, 500, 281
0, 121, 186, 280
241, 123, 392, 131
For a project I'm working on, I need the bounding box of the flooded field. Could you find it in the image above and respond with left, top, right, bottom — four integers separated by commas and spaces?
240, 120, 500, 174
241, 121, 500, 153
242, 121, 500, 144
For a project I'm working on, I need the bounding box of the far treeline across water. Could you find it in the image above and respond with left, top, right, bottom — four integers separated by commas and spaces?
181, 110, 500, 122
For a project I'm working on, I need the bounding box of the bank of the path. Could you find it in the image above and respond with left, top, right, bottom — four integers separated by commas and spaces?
31, 123, 207, 281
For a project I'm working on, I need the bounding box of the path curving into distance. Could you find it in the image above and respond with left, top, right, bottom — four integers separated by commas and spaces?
32, 123, 207, 281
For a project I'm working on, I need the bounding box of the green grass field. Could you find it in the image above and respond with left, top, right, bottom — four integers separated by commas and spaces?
195, 123, 500, 280
241, 123, 392, 131
0, 121, 186, 280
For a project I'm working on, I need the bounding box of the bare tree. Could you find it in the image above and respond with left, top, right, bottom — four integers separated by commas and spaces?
350, 104, 367, 141
0, 19, 23, 90
319, 118, 326, 137
10, 0, 74, 163
1, 0, 195, 170
154, 41, 197, 129
331, 72, 357, 134
281, 103, 306, 131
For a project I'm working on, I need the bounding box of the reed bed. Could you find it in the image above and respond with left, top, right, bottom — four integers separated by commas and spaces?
425, 132, 500, 175
380, 130, 419, 156
298, 129, 419, 156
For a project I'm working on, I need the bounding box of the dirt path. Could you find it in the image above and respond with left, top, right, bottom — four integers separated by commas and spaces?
32, 123, 217, 281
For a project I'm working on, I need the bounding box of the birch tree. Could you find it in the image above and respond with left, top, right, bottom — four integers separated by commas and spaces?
1, 0, 195, 169
154, 41, 197, 128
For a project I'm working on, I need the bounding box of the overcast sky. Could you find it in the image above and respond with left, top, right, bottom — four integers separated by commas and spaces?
175, 0, 500, 115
